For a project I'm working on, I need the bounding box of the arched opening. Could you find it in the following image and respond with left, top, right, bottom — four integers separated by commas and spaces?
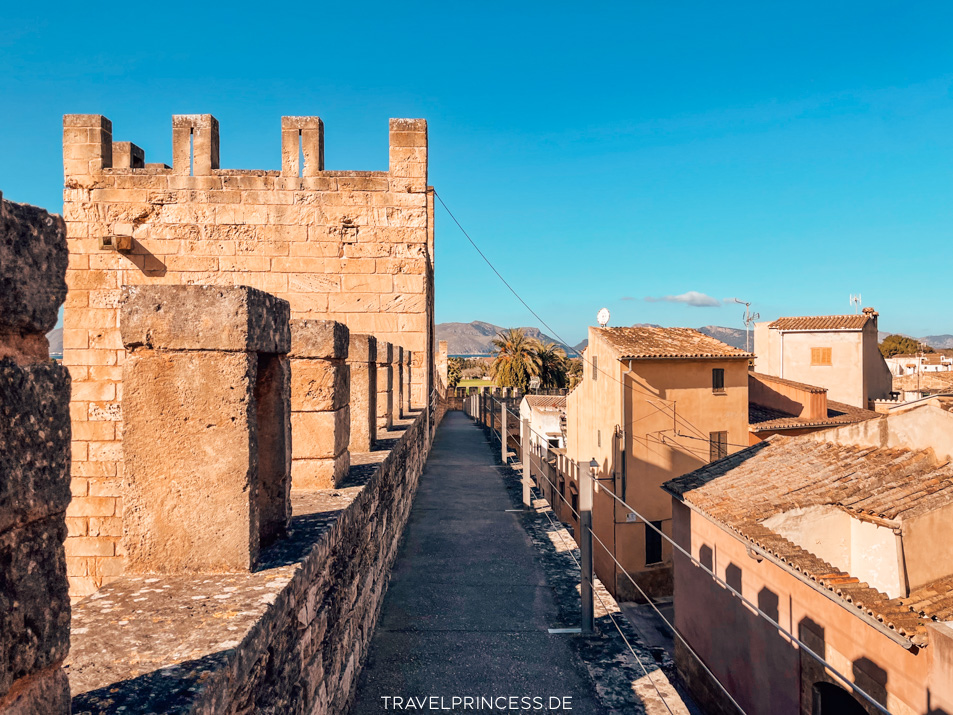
812, 682, 867, 715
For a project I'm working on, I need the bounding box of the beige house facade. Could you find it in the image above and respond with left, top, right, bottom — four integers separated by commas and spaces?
753, 308, 892, 409
565, 326, 750, 599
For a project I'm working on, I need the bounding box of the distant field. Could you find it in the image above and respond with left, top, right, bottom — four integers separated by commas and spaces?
457, 378, 494, 387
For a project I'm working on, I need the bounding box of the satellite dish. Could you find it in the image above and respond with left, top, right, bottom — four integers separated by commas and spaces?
597, 308, 610, 328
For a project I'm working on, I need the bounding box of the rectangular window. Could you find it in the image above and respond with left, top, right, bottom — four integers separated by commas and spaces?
811, 347, 832, 366
709, 431, 728, 462
592, 355, 598, 381
597, 429, 601, 448
570, 491, 578, 516
712, 368, 725, 393
645, 521, 663, 565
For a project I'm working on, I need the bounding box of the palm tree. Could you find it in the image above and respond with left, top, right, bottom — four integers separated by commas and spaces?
536, 341, 568, 389
490, 328, 540, 391
566, 358, 583, 389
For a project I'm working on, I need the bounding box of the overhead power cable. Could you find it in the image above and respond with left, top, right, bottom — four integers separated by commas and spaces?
477, 396, 892, 715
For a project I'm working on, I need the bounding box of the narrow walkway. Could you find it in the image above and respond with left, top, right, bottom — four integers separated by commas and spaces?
351, 411, 606, 714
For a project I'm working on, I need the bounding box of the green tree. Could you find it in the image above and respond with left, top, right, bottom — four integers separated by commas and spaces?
880, 334, 933, 358
490, 328, 541, 391
566, 357, 583, 389
536, 341, 568, 388
448, 358, 463, 389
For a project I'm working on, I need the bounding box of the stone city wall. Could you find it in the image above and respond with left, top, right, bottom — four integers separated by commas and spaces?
68, 403, 438, 715
0, 194, 72, 714
61, 113, 434, 597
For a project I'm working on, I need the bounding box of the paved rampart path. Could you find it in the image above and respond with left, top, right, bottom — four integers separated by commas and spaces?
350, 411, 606, 714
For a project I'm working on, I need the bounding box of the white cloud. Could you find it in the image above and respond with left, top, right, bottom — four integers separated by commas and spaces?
644, 291, 721, 308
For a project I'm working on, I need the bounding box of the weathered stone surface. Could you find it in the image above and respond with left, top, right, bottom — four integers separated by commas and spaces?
256, 355, 292, 547
290, 359, 348, 412
0, 667, 70, 715
376, 342, 394, 431
0, 360, 71, 534
0, 516, 70, 697
375, 340, 393, 366
289, 319, 348, 360
67, 410, 433, 714
0, 196, 68, 335
346, 334, 376, 364
122, 351, 262, 572
292, 408, 349, 460
291, 452, 350, 490
348, 363, 377, 454
120, 285, 291, 354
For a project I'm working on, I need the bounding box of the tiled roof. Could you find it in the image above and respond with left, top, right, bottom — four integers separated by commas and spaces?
751, 372, 827, 394
596, 327, 752, 360
749, 399, 880, 432
524, 395, 567, 411
768, 315, 871, 331
664, 436, 953, 645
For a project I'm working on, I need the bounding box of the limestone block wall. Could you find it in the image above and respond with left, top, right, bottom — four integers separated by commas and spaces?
0, 194, 71, 714
61, 113, 434, 597
290, 319, 351, 488
120, 285, 292, 573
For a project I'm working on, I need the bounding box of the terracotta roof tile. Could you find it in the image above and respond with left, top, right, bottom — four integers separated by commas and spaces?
596, 327, 752, 360
751, 372, 827, 394
523, 395, 567, 410
664, 436, 953, 645
749, 399, 880, 432
768, 314, 871, 331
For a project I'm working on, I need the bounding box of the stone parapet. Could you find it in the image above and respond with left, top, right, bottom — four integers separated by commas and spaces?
0, 194, 71, 715
120, 285, 292, 573
347, 334, 377, 452
290, 319, 351, 489
67, 408, 437, 714
375, 340, 394, 432
120, 284, 290, 353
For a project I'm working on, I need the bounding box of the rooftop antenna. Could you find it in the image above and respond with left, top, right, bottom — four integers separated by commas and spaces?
597, 307, 610, 328
850, 294, 862, 314
731, 298, 759, 353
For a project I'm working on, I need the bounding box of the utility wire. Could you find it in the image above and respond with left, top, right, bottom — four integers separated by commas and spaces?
476, 398, 892, 715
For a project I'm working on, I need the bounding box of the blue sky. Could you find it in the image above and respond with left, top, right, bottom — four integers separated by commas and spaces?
3, 2, 952, 344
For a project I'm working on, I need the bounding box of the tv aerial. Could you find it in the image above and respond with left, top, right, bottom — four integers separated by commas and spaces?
731, 298, 759, 353
850, 294, 862, 314
597, 308, 610, 328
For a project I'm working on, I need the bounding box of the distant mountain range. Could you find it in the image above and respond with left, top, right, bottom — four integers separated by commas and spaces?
438, 321, 953, 356
437, 321, 576, 356
437, 321, 753, 355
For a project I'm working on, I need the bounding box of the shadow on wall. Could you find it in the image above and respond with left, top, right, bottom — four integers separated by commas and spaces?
799, 617, 907, 715
71, 651, 232, 714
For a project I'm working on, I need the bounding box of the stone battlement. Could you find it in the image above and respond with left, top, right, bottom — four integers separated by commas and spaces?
63, 114, 427, 188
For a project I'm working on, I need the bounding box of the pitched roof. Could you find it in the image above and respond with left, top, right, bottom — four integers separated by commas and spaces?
749, 399, 880, 433
751, 372, 827, 394
523, 395, 567, 411
664, 435, 953, 646
768, 314, 871, 331
596, 327, 752, 360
